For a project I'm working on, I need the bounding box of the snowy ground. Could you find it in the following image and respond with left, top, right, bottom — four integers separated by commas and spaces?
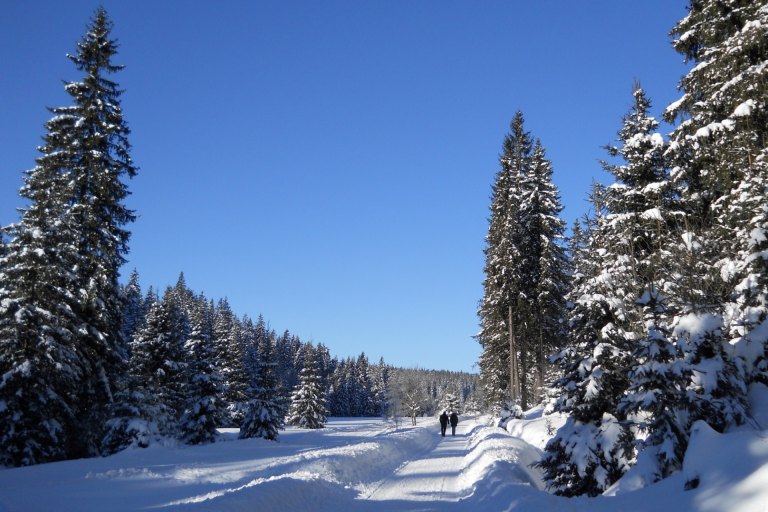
1, 387, 768, 512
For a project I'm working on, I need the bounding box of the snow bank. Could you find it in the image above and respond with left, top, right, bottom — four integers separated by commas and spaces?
504, 406, 567, 450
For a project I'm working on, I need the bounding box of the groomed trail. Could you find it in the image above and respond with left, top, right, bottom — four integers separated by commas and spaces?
355, 417, 546, 511
366, 420, 486, 503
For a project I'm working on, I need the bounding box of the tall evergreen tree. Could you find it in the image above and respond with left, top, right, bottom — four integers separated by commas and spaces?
662, 0, 756, 433
478, 111, 568, 410
538, 184, 635, 496
478, 112, 530, 408
0, 7, 135, 464
519, 140, 569, 400
664, 0, 768, 385
61, 8, 137, 455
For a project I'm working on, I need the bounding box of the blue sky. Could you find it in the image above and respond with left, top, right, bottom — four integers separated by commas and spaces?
1, 1, 689, 373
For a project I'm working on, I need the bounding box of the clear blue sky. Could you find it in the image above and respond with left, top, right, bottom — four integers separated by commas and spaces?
1, 1, 688, 373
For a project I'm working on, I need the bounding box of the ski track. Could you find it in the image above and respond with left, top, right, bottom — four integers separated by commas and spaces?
365, 422, 471, 504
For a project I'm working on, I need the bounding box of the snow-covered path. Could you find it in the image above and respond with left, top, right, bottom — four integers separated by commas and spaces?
366, 422, 472, 504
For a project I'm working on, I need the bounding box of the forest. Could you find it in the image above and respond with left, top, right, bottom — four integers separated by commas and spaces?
477, 0, 768, 497
1, 0, 767, 501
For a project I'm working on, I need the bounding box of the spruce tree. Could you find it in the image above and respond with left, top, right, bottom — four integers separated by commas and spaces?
478, 112, 568, 410
478, 112, 530, 408
663, 0, 754, 429
538, 184, 635, 496
240, 328, 286, 440
519, 140, 569, 400
62, 8, 137, 455
0, 7, 135, 464
0, 162, 81, 465
213, 298, 248, 426
664, 1, 768, 385
287, 346, 328, 429
179, 299, 221, 445
120, 269, 145, 352
129, 295, 187, 438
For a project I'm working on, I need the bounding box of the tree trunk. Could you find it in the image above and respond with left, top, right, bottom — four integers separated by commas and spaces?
536, 321, 545, 403
508, 305, 520, 405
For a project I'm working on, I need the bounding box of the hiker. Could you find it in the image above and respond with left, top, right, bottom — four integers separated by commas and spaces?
449, 411, 459, 436
439, 411, 449, 437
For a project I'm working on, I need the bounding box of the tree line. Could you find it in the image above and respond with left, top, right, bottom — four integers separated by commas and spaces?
478, 0, 768, 497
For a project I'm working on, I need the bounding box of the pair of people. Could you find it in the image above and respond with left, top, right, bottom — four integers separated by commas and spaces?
439, 411, 459, 436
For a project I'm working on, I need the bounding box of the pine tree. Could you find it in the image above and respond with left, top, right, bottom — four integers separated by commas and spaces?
519, 140, 569, 401
129, 295, 187, 438
179, 298, 221, 445
478, 111, 568, 410
664, 1, 768, 385
0, 7, 135, 464
61, 8, 137, 455
120, 269, 145, 352
240, 327, 286, 440
213, 298, 248, 426
538, 183, 635, 495
0, 170, 81, 465
478, 112, 530, 408
662, 0, 755, 430
287, 346, 328, 429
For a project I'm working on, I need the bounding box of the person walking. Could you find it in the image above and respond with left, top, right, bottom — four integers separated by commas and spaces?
449, 411, 459, 436
439, 411, 449, 437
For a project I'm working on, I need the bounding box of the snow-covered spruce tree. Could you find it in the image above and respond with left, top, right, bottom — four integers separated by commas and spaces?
287, 346, 328, 429
370, 357, 391, 417
662, 0, 755, 427
439, 393, 461, 414
478, 111, 569, 411
519, 140, 569, 400
179, 298, 221, 445
0, 7, 136, 464
240, 327, 286, 440
478, 112, 531, 409
60, 8, 137, 456
120, 269, 145, 352
128, 295, 188, 439
538, 182, 636, 496
353, 353, 376, 416
0, 115, 84, 466
328, 358, 362, 416
541, 88, 688, 493
0, 214, 80, 465
213, 298, 248, 426
595, 86, 694, 482
665, 0, 768, 385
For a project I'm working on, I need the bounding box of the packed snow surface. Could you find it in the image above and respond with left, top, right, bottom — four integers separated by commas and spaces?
1, 397, 768, 511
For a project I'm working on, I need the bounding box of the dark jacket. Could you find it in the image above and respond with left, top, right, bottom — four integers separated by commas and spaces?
439, 412, 449, 426
449, 412, 459, 426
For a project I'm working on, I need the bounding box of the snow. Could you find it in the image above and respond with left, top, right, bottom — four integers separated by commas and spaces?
1, 402, 768, 512
641, 208, 664, 221
673, 312, 722, 342
733, 100, 757, 118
